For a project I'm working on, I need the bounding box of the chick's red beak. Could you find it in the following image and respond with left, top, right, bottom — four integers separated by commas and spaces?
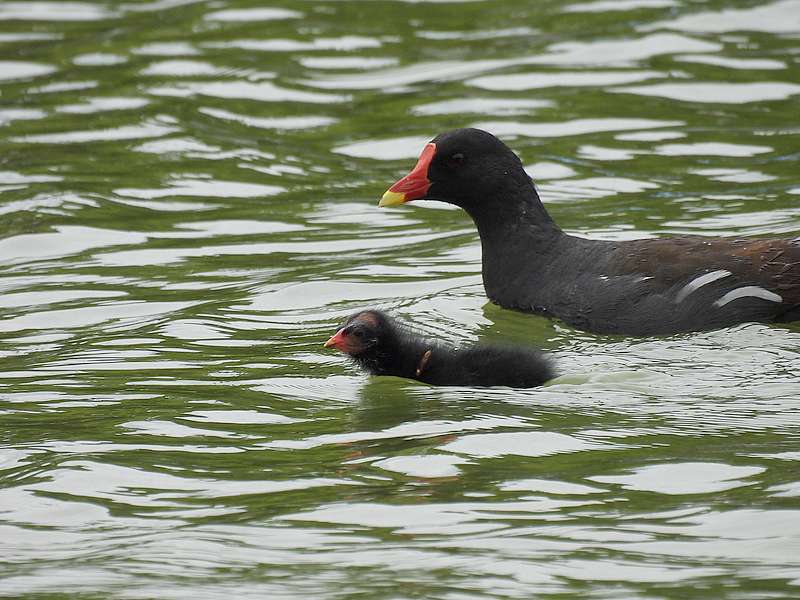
323, 328, 347, 350
379, 142, 435, 207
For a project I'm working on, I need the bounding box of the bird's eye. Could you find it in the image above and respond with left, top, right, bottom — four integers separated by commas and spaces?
450, 152, 465, 166
353, 329, 364, 338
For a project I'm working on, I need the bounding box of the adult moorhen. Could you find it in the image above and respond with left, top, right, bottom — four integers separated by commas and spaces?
378, 128, 800, 335
324, 309, 554, 388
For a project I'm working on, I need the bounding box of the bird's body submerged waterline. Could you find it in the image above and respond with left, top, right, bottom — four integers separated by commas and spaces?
379, 128, 800, 336
324, 310, 554, 388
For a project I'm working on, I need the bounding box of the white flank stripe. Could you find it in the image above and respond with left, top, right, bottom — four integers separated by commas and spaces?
714, 286, 783, 308
675, 269, 732, 303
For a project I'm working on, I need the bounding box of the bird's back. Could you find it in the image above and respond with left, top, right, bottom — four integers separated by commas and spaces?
491, 233, 800, 335
421, 342, 554, 388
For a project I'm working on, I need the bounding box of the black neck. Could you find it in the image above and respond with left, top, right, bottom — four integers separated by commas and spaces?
468, 180, 561, 254
462, 180, 564, 304
466, 176, 558, 232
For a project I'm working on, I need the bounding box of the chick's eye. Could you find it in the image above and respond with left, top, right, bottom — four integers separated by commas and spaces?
353, 329, 364, 338
450, 152, 465, 166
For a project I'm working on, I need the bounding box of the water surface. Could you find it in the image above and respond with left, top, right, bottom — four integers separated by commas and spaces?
1, 0, 799, 598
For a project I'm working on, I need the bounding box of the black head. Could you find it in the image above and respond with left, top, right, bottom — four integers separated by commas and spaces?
323, 309, 393, 358
379, 128, 532, 213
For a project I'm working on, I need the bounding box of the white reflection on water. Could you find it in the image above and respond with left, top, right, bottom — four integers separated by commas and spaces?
0, 32, 62, 42
0, 290, 126, 308
0, 226, 147, 263
770, 481, 800, 497
11, 122, 177, 144
691, 168, 776, 184
299, 58, 522, 90
337, 120, 685, 160
441, 431, 615, 458
246, 274, 478, 313
0, 108, 46, 124
132, 41, 200, 56
204, 36, 381, 52
280, 498, 597, 532
199, 107, 337, 130
615, 82, 800, 103
0, 301, 197, 332
526, 162, 577, 180
149, 80, 349, 103
529, 33, 720, 66
476, 118, 682, 138
73, 52, 128, 66
140, 59, 226, 76
500, 478, 604, 495
674, 54, 787, 70
121, 419, 245, 439
576, 145, 640, 161
615, 130, 685, 141
412, 98, 552, 116
56, 97, 149, 114
469, 70, 664, 90
95, 230, 466, 267
373, 454, 471, 478
333, 135, 432, 159
182, 410, 303, 425
617, 509, 800, 564
0, 1, 116, 20
262, 415, 529, 451
204, 8, 302, 22
589, 463, 765, 494
297, 56, 399, 70
540, 176, 659, 201
0, 170, 61, 184
663, 208, 800, 235
640, 0, 800, 33
3, 459, 354, 513
28, 80, 97, 93
115, 178, 285, 200
112, 197, 219, 212
133, 137, 222, 155
121, 0, 206, 14
564, 0, 676, 12
175, 220, 305, 236
0, 60, 56, 81
654, 142, 772, 156
417, 26, 536, 40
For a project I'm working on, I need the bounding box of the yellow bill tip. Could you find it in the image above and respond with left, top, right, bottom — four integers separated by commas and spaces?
378, 190, 407, 207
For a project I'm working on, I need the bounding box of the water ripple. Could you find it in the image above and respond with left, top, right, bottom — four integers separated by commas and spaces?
1, 1, 799, 598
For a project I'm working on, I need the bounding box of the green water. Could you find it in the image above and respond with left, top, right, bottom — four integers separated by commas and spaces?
1, 0, 800, 598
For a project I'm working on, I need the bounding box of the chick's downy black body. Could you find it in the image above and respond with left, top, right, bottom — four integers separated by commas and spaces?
324, 310, 554, 388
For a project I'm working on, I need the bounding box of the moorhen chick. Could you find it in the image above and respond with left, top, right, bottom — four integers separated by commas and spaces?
379, 128, 800, 336
324, 309, 554, 388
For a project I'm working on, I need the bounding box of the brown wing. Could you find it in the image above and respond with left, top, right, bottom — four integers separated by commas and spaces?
612, 236, 800, 305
